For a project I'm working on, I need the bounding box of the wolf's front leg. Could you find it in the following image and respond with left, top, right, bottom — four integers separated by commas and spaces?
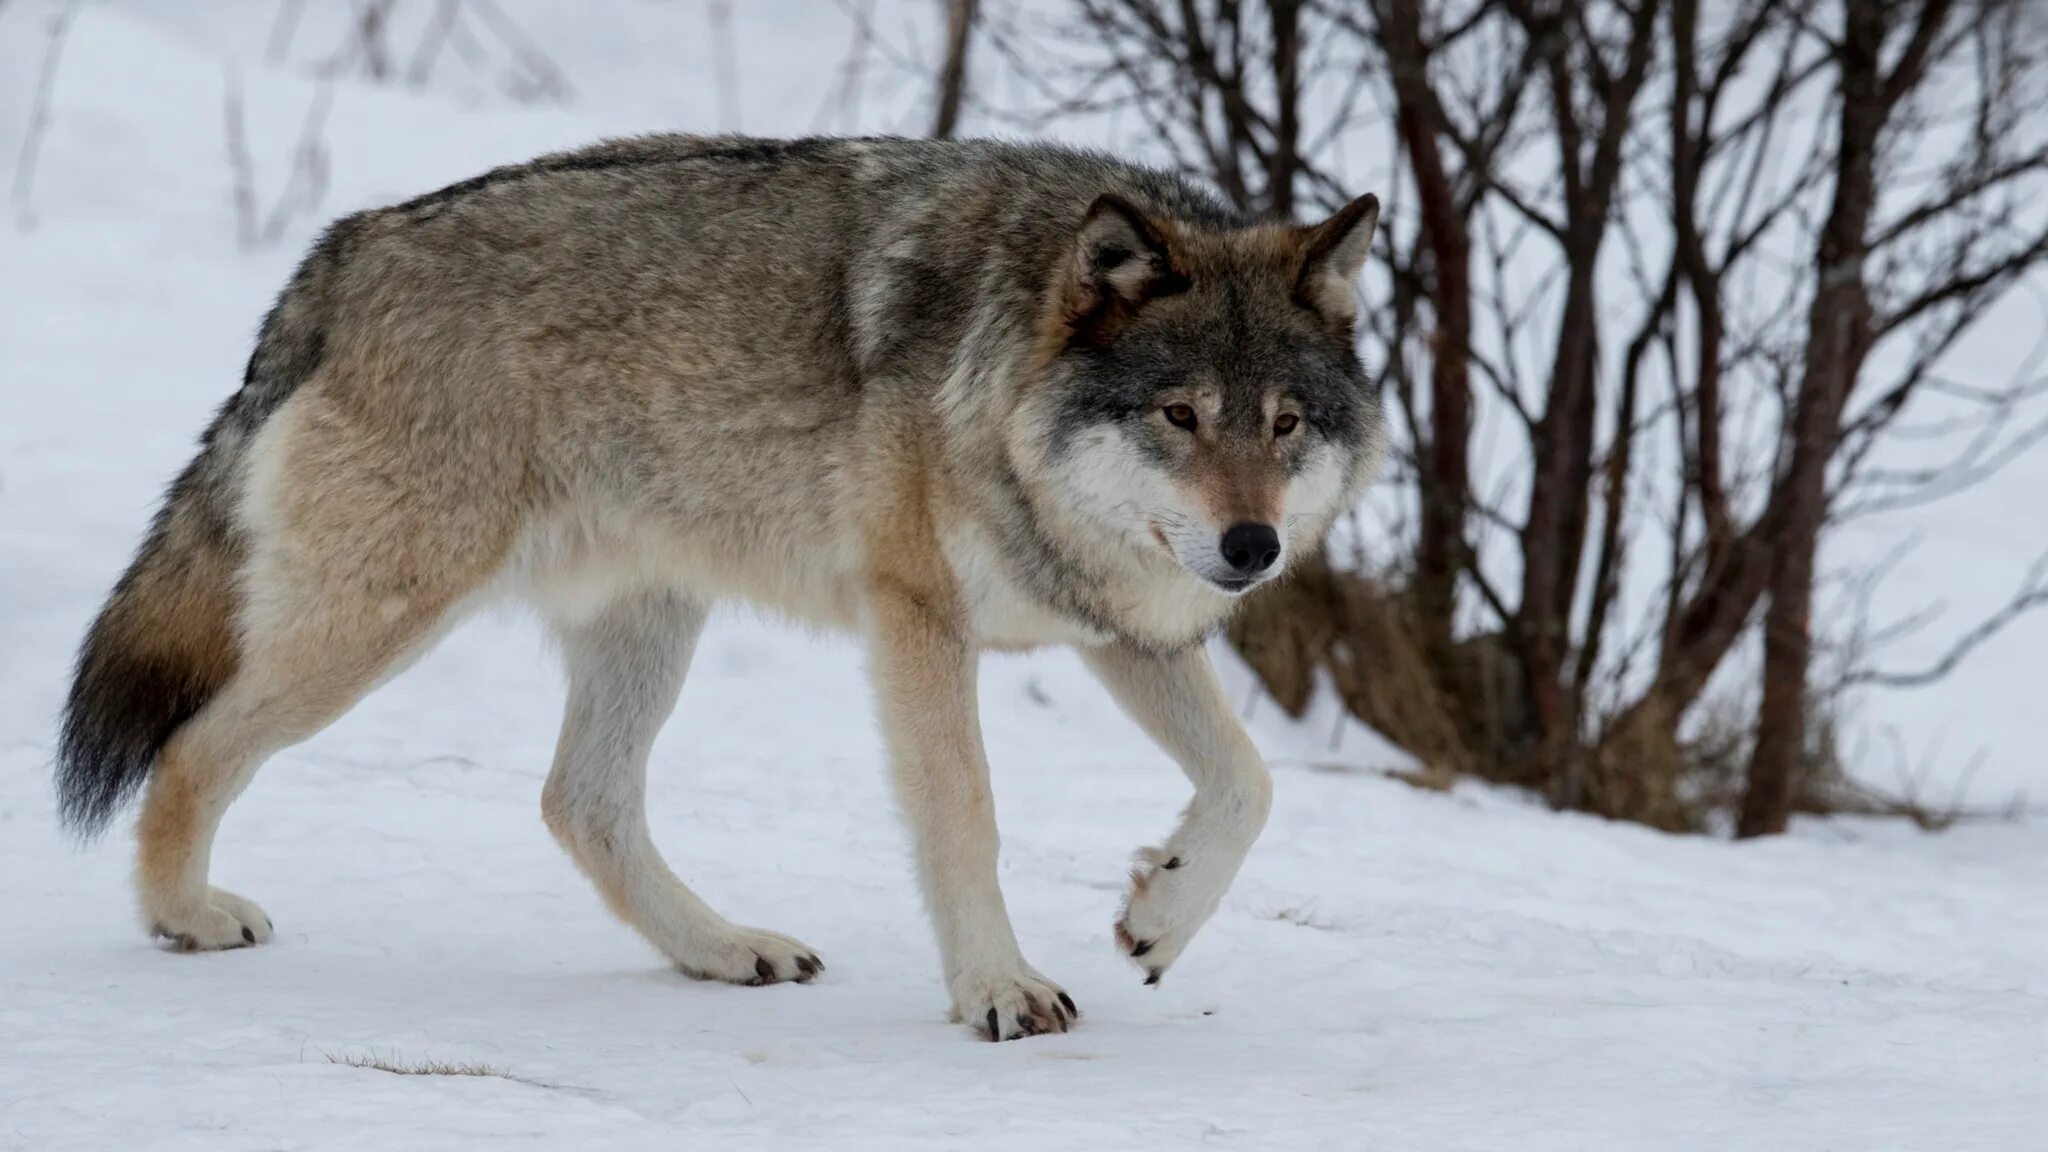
867, 586, 1076, 1041
1084, 641, 1273, 984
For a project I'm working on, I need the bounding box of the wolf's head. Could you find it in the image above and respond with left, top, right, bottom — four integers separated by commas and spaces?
1019, 191, 1383, 598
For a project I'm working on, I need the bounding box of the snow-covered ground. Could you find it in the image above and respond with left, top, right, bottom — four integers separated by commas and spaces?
3, 5, 2045, 1149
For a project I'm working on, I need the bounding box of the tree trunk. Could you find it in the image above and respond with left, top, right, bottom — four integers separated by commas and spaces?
1738, 0, 1892, 837
1671, 0, 1732, 572
1382, 0, 1471, 663
1265, 0, 1300, 217
1520, 257, 1601, 786
1510, 0, 1658, 790
931, 0, 979, 140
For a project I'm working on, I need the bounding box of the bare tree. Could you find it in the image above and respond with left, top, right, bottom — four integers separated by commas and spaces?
1738, 0, 2048, 834
982, 0, 2048, 833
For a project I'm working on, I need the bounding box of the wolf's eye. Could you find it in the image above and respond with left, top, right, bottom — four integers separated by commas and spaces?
1273, 414, 1300, 436
1164, 404, 1198, 431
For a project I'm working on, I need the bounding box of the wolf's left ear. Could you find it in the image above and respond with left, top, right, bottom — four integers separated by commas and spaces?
1059, 194, 1189, 349
1295, 193, 1379, 327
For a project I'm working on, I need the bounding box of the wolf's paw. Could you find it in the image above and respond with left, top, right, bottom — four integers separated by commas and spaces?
151, 887, 273, 952
950, 964, 1077, 1041
674, 926, 824, 986
1115, 845, 1228, 984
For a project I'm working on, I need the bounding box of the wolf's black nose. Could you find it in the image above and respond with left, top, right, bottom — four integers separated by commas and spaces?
1220, 523, 1281, 574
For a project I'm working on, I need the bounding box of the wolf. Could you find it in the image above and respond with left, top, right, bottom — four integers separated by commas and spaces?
56, 135, 1382, 1040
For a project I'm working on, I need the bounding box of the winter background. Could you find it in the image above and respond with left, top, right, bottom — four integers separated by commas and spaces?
2, 2, 2045, 1149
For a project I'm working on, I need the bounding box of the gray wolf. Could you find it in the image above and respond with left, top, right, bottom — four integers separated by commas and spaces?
56, 135, 1382, 1040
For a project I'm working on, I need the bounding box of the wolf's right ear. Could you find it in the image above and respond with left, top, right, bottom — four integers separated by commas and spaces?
1058, 194, 1188, 349
1295, 193, 1379, 328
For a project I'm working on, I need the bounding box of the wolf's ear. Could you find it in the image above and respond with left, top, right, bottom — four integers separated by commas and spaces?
1295, 193, 1379, 327
1059, 194, 1188, 349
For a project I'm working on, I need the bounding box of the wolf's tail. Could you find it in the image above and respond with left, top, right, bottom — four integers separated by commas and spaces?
56, 222, 350, 836
55, 419, 254, 835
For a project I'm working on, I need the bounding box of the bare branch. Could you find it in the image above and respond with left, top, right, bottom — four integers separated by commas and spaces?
932, 0, 981, 138
268, 0, 308, 64
1847, 552, 2048, 689
467, 0, 571, 103
708, 0, 741, 131
222, 65, 334, 250
11, 0, 79, 231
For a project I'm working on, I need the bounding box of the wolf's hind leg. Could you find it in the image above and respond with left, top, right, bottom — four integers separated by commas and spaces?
1083, 641, 1273, 983
138, 581, 453, 951
137, 382, 516, 952
543, 589, 821, 986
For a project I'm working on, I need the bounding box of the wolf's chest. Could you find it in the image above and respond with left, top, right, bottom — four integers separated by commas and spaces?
943, 528, 1111, 650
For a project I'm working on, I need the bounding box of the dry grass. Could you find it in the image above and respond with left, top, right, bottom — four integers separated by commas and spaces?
1226, 560, 1981, 834
1574, 698, 1708, 832
1229, 558, 1480, 782
325, 1049, 529, 1083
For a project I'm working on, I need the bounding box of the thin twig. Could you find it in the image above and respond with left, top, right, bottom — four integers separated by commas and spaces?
12, 0, 80, 231
708, 0, 740, 131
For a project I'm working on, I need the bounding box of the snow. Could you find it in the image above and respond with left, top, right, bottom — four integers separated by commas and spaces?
3, 4, 2046, 1149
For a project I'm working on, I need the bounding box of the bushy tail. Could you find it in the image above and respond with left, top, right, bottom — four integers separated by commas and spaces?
56, 214, 350, 835
56, 430, 249, 836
